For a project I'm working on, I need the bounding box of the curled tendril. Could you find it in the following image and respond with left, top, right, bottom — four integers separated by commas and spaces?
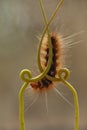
58, 68, 70, 80
19, 1, 79, 130
20, 69, 32, 82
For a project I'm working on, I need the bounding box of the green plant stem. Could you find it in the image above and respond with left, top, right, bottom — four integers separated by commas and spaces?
62, 79, 79, 130
19, 82, 28, 130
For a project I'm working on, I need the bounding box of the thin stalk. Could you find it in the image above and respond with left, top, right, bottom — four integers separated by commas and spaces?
62, 79, 79, 130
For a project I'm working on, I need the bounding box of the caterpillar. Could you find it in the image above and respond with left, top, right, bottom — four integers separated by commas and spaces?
30, 33, 62, 91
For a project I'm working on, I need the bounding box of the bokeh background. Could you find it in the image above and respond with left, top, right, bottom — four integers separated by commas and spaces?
0, 0, 87, 130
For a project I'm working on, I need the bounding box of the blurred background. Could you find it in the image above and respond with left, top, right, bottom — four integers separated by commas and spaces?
0, 0, 87, 130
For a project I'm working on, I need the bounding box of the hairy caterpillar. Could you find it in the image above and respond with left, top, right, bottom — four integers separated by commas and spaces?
30, 33, 62, 91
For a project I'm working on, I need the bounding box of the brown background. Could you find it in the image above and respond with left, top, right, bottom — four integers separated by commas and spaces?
0, 0, 87, 130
